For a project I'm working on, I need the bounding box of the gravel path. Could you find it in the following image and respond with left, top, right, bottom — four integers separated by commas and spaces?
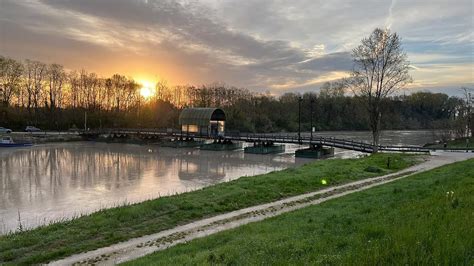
49, 151, 474, 265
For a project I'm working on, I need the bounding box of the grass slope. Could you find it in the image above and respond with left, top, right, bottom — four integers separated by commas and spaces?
0, 153, 416, 265
127, 159, 474, 266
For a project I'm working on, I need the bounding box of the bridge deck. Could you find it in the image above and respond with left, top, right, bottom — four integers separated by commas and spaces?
80, 129, 471, 153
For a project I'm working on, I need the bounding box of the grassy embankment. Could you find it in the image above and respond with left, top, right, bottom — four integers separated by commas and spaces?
127, 159, 474, 265
0, 153, 417, 265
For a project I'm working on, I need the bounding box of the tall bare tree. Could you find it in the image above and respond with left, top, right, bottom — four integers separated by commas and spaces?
460, 87, 473, 139
0, 56, 24, 107
154, 79, 169, 102
67, 70, 80, 109
111, 74, 127, 111
348, 28, 412, 152
45, 63, 66, 127
24, 60, 47, 122
46, 64, 66, 111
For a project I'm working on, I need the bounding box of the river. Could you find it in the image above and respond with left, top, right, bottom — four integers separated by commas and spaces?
0, 130, 437, 234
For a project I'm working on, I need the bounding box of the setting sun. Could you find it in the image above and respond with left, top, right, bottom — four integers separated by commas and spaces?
139, 81, 154, 99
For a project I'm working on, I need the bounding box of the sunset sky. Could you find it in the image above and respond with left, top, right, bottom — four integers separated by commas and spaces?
0, 0, 472, 95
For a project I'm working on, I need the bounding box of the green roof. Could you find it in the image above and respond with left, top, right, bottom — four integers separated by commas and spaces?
179, 108, 225, 126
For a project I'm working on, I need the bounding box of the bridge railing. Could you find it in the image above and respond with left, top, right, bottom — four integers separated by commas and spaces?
81, 129, 459, 153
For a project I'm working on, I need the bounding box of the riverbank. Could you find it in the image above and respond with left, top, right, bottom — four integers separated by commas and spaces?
9, 132, 83, 143
126, 157, 474, 265
0, 153, 416, 264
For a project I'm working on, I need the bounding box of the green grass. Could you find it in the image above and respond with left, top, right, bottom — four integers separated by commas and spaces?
126, 159, 474, 266
0, 153, 416, 265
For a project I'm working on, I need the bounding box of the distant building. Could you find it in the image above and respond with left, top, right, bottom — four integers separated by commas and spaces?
179, 108, 225, 137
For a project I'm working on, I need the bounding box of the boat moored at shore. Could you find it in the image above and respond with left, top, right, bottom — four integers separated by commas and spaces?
0, 136, 33, 147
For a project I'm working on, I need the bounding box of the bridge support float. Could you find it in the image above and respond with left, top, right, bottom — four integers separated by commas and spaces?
244, 141, 285, 154
295, 144, 334, 159
160, 137, 205, 148
200, 139, 243, 151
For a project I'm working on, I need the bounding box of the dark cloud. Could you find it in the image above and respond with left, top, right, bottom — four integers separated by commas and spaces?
39, 0, 307, 63
298, 52, 353, 72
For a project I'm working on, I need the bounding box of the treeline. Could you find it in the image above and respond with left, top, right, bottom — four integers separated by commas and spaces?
0, 55, 472, 134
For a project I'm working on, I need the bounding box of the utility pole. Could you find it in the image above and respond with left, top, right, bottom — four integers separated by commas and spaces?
298, 96, 302, 143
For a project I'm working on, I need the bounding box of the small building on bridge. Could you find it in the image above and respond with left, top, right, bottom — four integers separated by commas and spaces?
179, 108, 225, 137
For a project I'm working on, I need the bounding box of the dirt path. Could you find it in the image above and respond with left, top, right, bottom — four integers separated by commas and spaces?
49, 152, 474, 265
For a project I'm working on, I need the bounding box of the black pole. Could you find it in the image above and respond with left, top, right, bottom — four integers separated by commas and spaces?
310, 97, 314, 141
298, 96, 302, 143
468, 92, 472, 148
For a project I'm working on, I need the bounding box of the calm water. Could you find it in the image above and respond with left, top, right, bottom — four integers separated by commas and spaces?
0, 142, 314, 234
0, 130, 437, 234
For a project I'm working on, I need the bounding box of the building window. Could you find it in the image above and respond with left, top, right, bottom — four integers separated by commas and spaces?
218, 121, 225, 132
182, 124, 199, 133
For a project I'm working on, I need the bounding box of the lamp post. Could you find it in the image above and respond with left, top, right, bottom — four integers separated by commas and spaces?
467, 92, 472, 148
298, 96, 302, 143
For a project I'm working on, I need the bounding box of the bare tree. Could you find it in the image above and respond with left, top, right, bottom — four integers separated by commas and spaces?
24, 60, 47, 122
154, 79, 169, 102
122, 79, 139, 110
460, 87, 473, 139
319, 81, 345, 98
111, 74, 127, 111
67, 71, 80, 108
45, 63, 66, 127
0, 56, 24, 107
104, 78, 114, 110
46, 64, 66, 111
348, 28, 412, 152
79, 71, 100, 110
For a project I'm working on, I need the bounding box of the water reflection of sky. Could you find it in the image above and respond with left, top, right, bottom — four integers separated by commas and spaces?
0, 142, 313, 234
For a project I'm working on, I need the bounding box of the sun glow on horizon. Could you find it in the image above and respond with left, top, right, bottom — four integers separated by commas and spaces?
139, 80, 154, 99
